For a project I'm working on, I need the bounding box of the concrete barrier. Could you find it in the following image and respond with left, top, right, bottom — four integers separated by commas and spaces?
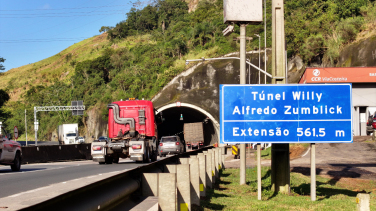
177, 165, 190, 211
158, 173, 177, 211
204, 151, 213, 188
189, 157, 200, 206
142, 173, 159, 197
356, 193, 370, 211
21, 144, 91, 164
179, 157, 189, 165
208, 149, 216, 183
197, 153, 206, 197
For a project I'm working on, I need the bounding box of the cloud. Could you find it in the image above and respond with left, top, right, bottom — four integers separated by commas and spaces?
42, 4, 51, 10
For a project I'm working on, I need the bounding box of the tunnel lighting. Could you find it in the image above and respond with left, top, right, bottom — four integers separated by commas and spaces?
180, 114, 183, 121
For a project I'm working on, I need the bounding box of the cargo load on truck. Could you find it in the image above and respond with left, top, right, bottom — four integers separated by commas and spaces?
184, 122, 204, 150
91, 99, 158, 164
58, 124, 79, 145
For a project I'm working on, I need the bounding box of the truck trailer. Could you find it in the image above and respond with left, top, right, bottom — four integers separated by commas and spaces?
184, 122, 204, 150
58, 124, 79, 145
91, 99, 158, 164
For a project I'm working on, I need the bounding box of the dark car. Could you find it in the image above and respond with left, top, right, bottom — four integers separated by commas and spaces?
94, 136, 109, 142
158, 136, 184, 157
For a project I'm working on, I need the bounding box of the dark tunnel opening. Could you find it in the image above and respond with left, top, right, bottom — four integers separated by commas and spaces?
156, 107, 217, 147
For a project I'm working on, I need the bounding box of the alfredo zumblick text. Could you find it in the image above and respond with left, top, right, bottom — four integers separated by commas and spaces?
232, 91, 342, 116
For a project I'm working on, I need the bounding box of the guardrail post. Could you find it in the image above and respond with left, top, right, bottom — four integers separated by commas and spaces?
179, 157, 189, 165
209, 149, 217, 182
177, 164, 191, 211
142, 173, 159, 197
158, 173, 176, 211
189, 157, 200, 206
204, 151, 213, 187
197, 153, 206, 197
165, 164, 177, 173
218, 148, 222, 172
356, 193, 370, 211
222, 154, 226, 170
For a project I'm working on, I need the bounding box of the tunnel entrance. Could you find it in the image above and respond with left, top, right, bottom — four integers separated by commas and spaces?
156, 104, 219, 147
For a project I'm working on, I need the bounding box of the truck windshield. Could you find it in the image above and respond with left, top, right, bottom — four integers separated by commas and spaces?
161, 137, 177, 142
66, 133, 76, 137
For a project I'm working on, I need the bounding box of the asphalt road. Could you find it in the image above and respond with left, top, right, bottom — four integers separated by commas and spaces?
0, 159, 148, 199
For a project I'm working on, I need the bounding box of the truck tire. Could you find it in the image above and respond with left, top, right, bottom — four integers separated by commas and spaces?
99, 162, 105, 165
11, 152, 21, 171
113, 157, 119, 164
151, 147, 157, 162
105, 156, 113, 164
143, 145, 150, 163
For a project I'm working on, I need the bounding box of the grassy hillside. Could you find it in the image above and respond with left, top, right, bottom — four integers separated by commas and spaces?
1, 0, 376, 140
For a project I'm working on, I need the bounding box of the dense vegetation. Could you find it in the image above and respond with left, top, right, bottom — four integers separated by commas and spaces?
1, 0, 376, 140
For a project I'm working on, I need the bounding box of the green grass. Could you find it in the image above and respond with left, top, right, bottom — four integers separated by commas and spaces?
199, 167, 376, 211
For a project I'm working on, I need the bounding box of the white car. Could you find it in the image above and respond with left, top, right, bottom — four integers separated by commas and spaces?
0, 126, 22, 171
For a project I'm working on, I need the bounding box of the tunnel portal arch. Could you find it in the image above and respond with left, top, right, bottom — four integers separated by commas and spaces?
156, 103, 219, 146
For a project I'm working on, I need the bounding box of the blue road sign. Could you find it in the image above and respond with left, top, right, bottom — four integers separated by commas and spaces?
220, 84, 352, 144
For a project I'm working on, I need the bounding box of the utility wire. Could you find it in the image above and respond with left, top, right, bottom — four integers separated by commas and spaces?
0, 10, 126, 16
0, 13, 125, 18
0, 4, 132, 11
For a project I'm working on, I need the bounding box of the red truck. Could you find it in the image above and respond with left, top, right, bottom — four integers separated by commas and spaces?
91, 99, 158, 164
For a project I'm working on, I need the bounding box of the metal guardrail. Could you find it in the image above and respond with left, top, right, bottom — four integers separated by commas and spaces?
20, 146, 213, 211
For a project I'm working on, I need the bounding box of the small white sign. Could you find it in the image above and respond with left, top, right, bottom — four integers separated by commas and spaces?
14, 126, 19, 139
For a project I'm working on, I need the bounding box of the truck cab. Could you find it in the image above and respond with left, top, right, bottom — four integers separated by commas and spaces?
0, 125, 22, 171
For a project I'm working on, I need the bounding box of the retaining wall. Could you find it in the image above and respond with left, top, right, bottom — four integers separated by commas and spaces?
21, 144, 92, 164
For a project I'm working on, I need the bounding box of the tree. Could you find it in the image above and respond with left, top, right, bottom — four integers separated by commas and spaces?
99, 26, 114, 33
0, 57, 5, 71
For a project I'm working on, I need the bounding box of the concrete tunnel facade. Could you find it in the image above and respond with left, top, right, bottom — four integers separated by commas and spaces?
151, 52, 270, 145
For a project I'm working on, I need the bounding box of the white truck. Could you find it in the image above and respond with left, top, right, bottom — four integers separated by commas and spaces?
58, 124, 79, 145
0, 123, 22, 171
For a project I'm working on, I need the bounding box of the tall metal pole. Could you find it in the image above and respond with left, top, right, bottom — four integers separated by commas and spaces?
257, 144, 261, 200
264, 0, 267, 84
271, 0, 290, 194
255, 34, 261, 84
34, 107, 37, 147
25, 109, 27, 146
239, 23, 247, 185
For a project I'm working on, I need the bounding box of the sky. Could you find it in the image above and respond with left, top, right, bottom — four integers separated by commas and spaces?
0, 0, 136, 72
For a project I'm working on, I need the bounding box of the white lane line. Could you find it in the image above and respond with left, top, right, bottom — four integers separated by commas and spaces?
8, 186, 48, 198
4, 169, 127, 198
0, 166, 71, 176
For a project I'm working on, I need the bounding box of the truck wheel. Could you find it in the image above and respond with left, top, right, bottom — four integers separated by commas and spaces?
143, 145, 150, 163
113, 157, 119, 164
151, 147, 157, 162
105, 156, 113, 164
99, 162, 105, 165
11, 152, 21, 171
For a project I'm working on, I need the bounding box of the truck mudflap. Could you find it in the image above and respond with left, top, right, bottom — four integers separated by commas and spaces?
129, 141, 146, 161
91, 142, 106, 162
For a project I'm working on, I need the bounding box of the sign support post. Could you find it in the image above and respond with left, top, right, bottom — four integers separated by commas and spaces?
257, 143, 262, 200
239, 23, 247, 185
271, 0, 290, 194
311, 143, 316, 201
